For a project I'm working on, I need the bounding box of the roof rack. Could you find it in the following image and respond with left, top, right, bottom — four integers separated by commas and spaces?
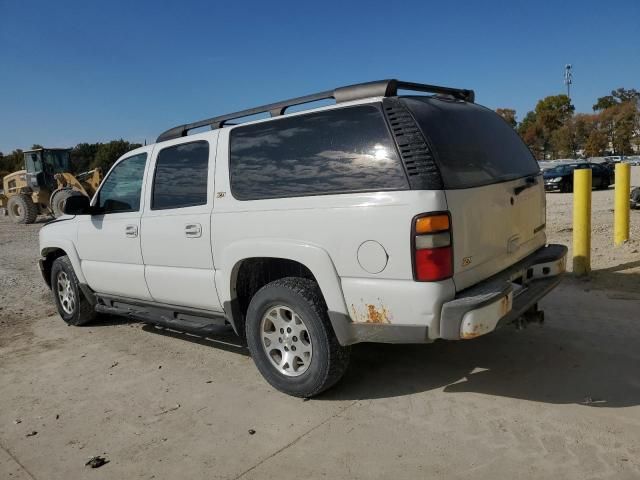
156, 79, 475, 142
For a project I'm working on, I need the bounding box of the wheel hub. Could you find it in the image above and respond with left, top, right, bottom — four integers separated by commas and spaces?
56, 271, 76, 315
260, 305, 312, 377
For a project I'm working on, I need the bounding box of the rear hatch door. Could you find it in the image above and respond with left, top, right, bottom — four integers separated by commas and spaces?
403, 97, 546, 291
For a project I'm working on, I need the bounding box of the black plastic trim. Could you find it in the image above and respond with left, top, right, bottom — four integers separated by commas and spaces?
156, 79, 475, 142
95, 294, 228, 333
382, 97, 444, 190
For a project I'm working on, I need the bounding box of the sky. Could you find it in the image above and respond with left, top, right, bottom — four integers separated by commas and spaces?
1, 0, 639, 153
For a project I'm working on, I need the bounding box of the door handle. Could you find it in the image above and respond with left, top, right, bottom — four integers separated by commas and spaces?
514, 176, 538, 196
185, 223, 202, 238
125, 225, 138, 238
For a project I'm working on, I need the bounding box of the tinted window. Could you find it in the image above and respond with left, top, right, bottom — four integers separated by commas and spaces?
152, 141, 209, 209
229, 105, 408, 200
97, 153, 147, 213
403, 97, 540, 189
26, 153, 42, 172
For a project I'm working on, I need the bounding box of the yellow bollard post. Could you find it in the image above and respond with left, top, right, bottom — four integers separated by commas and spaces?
614, 162, 630, 245
573, 168, 591, 275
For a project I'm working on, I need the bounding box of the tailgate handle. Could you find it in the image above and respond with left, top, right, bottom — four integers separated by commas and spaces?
514, 176, 537, 196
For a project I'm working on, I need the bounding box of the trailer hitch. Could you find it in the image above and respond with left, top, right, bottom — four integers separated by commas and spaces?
515, 303, 545, 330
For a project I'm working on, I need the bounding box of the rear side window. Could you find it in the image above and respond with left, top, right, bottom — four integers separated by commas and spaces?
152, 141, 209, 210
402, 97, 539, 189
229, 105, 408, 200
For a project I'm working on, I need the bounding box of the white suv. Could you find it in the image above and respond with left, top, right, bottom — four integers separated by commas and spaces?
39, 79, 566, 397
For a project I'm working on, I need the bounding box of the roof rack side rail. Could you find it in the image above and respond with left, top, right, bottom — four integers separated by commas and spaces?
156, 79, 474, 142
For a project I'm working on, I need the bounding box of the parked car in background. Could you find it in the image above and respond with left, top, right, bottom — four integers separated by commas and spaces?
604, 156, 622, 164
631, 187, 640, 209
544, 163, 613, 192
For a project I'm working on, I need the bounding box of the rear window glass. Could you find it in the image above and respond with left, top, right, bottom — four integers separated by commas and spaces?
229, 105, 409, 200
402, 97, 539, 189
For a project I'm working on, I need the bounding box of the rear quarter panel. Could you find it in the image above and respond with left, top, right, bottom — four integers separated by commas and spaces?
212, 128, 455, 332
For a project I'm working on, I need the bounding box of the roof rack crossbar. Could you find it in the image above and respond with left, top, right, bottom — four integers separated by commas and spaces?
156, 79, 474, 142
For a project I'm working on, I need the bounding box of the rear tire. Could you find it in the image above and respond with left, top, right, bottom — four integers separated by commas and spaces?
7, 194, 38, 224
51, 256, 97, 326
51, 189, 84, 217
245, 277, 350, 397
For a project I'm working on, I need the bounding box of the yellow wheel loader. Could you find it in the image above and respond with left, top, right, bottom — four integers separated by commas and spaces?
0, 148, 102, 224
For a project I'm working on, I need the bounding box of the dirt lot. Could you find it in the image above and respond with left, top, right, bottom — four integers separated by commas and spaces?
1, 170, 639, 479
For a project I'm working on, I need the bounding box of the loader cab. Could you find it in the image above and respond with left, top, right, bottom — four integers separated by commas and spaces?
24, 148, 71, 191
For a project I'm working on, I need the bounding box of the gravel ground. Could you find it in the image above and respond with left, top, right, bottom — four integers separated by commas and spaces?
546, 166, 640, 292
0, 219, 55, 347
0, 171, 639, 479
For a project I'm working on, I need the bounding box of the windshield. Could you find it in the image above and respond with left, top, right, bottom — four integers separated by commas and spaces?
42, 150, 70, 173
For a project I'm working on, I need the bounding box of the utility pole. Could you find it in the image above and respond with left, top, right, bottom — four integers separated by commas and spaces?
564, 64, 573, 100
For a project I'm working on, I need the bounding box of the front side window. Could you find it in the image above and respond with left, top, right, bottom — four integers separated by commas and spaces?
152, 141, 209, 210
97, 153, 147, 213
229, 105, 409, 200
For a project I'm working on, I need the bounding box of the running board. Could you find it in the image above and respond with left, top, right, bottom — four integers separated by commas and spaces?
94, 295, 229, 335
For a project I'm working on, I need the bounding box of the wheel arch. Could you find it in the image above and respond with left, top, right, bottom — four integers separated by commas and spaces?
40, 240, 87, 286
217, 240, 349, 337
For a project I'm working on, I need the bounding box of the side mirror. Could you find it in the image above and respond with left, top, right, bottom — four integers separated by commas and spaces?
63, 195, 91, 215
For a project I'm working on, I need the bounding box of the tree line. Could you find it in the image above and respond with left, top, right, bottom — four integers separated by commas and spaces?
497, 88, 640, 160
0, 140, 141, 181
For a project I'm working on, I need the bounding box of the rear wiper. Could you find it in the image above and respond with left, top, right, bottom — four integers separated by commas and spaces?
514, 175, 538, 196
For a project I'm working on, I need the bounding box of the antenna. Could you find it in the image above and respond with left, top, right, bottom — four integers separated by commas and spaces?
564, 64, 573, 100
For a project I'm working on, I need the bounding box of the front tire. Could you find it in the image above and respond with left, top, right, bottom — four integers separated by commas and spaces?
245, 277, 350, 397
51, 256, 97, 326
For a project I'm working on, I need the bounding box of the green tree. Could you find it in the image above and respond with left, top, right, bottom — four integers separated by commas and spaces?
31, 144, 43, 150
0, 149, 24, 172
593, 88, 640, 111
70, 142, 101, 173
517, 111, 543, 159
533, 94, 574, 158
496, 108, 517, 128
550, 114, 594, 158
600, 101, 639, 155
91, 140, 142, 172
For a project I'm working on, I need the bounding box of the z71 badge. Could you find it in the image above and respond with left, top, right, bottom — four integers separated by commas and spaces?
462, 256, 472, 267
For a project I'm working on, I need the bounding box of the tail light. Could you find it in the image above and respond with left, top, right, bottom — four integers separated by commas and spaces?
412, 212, 453, 281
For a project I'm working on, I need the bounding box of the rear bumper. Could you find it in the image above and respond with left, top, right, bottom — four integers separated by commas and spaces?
330, 244, 567, 346
439, 244, 567, 340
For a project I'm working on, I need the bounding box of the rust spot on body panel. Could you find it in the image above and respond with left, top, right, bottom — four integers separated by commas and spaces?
366, 304, 389, 324
351, 300, 392, 324
500, 295, 511, 316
